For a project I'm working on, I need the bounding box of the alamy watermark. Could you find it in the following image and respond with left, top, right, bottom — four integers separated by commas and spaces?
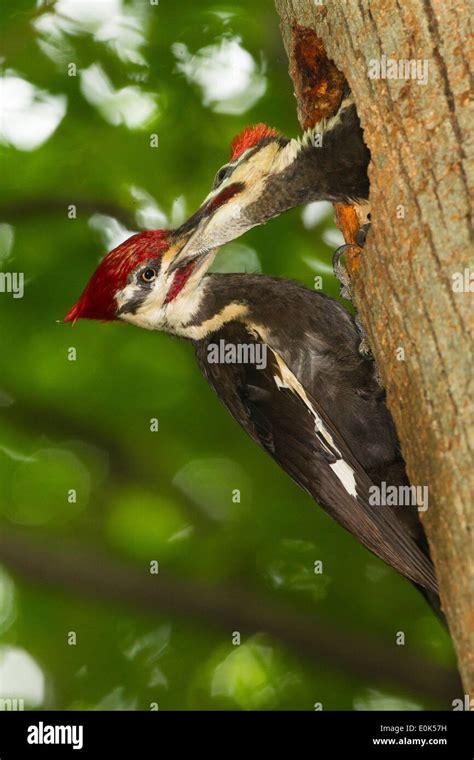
452, 694, 474, 711
452, 268, 473, 293
27, 721, 83, 750
368, 55, 429, 86
369, 482, 429, 512
0, 698, 24, 710
0, 271, 24, 299
207, 339, 267, 370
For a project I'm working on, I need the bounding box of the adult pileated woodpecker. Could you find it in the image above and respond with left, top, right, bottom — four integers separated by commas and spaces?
64, 230, 441, 617
170, 91, 370, 270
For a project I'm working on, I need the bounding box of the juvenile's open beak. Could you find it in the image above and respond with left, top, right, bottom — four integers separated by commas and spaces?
168, 181, 245, 274
167, 243, 208, 274
167, 217, 209, 274
167, 243, 216, 276
164, 224, 217, 277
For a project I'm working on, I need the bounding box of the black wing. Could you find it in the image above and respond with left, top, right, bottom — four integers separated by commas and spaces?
194, 321, 437, 593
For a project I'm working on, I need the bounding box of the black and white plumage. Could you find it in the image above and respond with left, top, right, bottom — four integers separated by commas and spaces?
190, 274, 437, 597
65, 233, 440, 614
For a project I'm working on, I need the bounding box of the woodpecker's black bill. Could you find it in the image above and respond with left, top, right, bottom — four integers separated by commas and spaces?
177, 182, 245, 236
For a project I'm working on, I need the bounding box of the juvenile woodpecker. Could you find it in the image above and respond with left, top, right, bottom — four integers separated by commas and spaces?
171, 92, 370, 270
64, 231, 440, 613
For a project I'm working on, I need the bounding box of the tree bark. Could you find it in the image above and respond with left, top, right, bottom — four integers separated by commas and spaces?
275, 0, 473, 691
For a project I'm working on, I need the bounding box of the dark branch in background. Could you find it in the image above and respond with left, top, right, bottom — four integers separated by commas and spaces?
3, 393, 216, 530
0, 198, 136, 230
0, 527, 461, 705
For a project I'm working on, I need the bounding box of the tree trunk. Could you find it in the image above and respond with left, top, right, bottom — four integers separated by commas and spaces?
275, 0, 473, 691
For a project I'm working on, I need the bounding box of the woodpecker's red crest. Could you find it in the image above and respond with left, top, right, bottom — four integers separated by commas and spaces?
64, 230, 169, 323
230, 123, 280, 161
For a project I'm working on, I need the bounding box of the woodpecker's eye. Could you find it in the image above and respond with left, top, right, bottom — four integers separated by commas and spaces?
141, 268, 157, 283
213, 165, 232, 189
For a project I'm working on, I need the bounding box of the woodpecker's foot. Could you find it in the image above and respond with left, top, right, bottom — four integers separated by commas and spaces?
355, 314, 373, 360
332, 243, 357, 301
332, 223, 371, 302
354, 315, 383, 384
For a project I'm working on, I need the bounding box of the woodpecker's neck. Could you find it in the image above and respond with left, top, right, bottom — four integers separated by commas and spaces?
164, 272, 360, 351
244, 97, 370, 226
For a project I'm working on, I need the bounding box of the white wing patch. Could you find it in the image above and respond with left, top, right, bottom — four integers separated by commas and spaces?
271, 349, 358, 499
328, 459, 358, 499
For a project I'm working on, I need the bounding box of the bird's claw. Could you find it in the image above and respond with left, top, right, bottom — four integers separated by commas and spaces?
355, 314, 374, 361
332, 222, 372, 303
332, 243, 357, 302
333, 222, 374, 361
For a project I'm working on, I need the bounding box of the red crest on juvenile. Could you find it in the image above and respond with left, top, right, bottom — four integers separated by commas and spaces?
230, 123, 280, 162
64, 230, 169, 323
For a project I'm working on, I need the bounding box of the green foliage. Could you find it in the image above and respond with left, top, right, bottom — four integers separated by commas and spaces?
0, 0, 455, 711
